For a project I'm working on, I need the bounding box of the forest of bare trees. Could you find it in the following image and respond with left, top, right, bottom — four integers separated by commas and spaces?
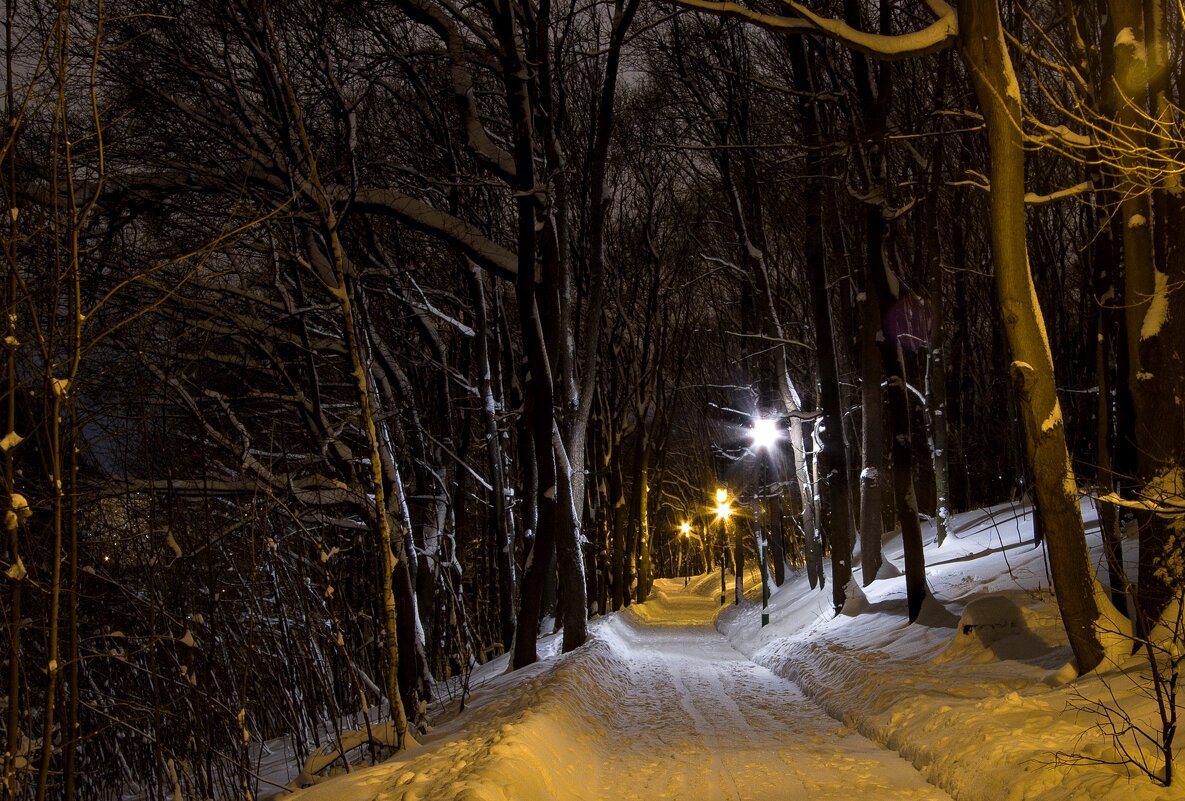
2, 0, 1183, 798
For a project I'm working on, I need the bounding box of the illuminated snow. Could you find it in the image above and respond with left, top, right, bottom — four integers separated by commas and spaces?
1141, 269, 1169, 341
281, 499, 1179, 801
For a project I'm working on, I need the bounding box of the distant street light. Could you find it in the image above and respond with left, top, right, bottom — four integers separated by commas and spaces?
680, 521, 692, 584
714, 488, 732, 605
750, 415, 781, 627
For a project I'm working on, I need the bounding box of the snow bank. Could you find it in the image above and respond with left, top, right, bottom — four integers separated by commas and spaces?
291, 636, 634, 801
717, 499, 1179, 801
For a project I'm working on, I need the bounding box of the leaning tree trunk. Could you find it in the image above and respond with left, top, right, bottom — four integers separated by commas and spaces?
958, 0, 1107, 674
269, 25, 414, 738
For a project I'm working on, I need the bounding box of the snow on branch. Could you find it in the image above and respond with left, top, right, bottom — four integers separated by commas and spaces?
1098, 468, 1185, 517
1098, 490, 1185, 516
673, 0, 957, 62
348, 187, 520, 281
950, 175, 1095, 205
1023, 181, 1093, 205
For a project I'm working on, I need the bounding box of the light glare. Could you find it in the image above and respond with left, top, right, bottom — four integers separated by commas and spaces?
751, 417, 779, 450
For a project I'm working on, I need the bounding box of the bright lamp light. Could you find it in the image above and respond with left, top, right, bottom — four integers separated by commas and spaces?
713, 488, 732, 521
751, 417, 779, 450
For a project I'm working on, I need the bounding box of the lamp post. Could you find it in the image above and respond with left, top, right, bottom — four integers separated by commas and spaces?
713, 487, 731, 606
679, 521, 692, 585
750, 416, 780, 627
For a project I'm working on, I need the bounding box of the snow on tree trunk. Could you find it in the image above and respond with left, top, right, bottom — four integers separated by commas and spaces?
958, 0, 1106, 674
1106, 0, 1185, 629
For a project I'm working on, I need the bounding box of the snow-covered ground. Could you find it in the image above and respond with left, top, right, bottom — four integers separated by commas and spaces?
284, 499, 1179, 801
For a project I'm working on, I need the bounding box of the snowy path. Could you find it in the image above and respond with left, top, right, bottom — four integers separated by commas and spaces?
592, 581, 951, 801
292, 578, 952, 801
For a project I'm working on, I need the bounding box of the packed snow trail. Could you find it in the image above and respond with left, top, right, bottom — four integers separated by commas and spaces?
589, 581, 951, 801
292, 577, 950, 801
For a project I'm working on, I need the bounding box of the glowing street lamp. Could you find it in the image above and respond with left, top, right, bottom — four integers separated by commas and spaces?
750, 416, 780, 627
751, 416, 780, 451
679, 521, 692, 584
714, 488, 732, 605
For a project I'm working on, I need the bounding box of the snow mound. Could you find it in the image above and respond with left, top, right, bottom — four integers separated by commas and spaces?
934, 595, 1049, 664
875, 558, 904, 580
915, 594, 959, 629
840, 578, 870, 617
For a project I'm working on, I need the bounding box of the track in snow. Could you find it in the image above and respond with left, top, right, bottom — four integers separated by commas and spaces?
590, 581, 951, 801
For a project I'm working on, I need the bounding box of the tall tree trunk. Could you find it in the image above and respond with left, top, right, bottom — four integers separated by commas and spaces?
556, 0, 640, 645
632, 422, 653, 603
491, 0, 559, 668
1081, 112, 1130, 617
958, 0, 1108, 674
842, 0, 926, 615
922, 94, 953, 547
787, 34, 854, 611
845, 0, 886, 591
3, 0, 25, 786
609, 454, 628, 611
865, 239, 927, 618
858, 263, 886, 585
769, 491, 786, 586
468, 264, 517, 651
1105, 0, 1185, 628
720, 153, 816, 592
